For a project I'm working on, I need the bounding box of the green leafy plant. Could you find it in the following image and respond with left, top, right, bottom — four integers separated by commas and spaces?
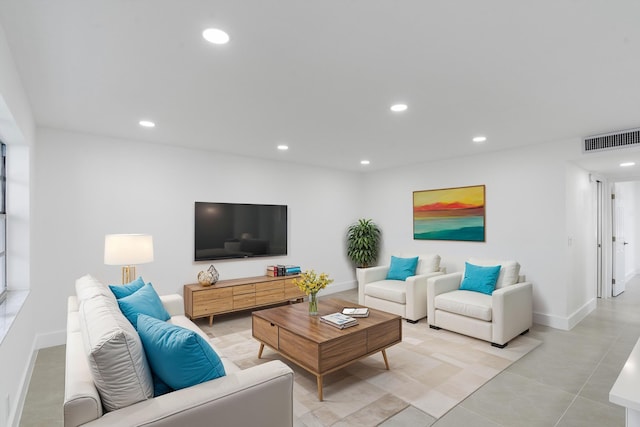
346, 218, 381, 268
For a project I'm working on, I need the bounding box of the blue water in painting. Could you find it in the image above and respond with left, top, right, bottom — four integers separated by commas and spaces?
414, 216, 484, 241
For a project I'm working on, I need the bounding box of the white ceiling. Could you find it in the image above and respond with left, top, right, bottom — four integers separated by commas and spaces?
1, 1, 639, 175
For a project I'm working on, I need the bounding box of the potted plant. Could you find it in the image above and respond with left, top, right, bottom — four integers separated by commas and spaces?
346, 218, 381, 268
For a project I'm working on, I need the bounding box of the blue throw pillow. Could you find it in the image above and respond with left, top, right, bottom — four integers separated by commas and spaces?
386, 256, 419, 281
117, 283, 170, 327
459, 262, 501, 295
137, 314, 226, 390
109, 276, 146, 299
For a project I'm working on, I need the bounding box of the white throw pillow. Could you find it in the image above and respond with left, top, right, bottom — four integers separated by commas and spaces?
78, 294, 153, 411
467, 257, 520, 289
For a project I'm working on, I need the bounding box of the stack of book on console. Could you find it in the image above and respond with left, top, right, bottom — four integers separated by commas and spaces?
341, 307, 370, 318
320, 312, 358, 329
267, 264, 301, 277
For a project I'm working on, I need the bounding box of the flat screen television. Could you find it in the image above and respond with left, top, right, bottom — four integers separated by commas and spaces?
194, 202, 288, 261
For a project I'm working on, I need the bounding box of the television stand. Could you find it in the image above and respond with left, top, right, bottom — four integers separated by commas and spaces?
184, 275, 304, 326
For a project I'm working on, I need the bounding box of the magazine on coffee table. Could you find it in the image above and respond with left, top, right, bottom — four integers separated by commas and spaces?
320, 312, 358, 329
342, 307, 369, 317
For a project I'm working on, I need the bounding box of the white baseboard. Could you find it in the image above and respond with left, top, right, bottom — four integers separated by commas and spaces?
533, 298, 596, 331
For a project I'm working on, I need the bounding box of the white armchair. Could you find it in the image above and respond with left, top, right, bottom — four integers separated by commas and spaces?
426, 258, 532, 348
357, 254, 444, 323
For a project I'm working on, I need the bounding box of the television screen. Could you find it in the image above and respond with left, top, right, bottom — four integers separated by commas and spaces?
194, 202, 288, 261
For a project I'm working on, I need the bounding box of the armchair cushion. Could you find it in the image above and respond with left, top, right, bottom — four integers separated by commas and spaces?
386, 256, 419, 281
434, 290, 492, 321
364, 280, 407, 304
415, 254, 441, 275
459, 262, 501, 295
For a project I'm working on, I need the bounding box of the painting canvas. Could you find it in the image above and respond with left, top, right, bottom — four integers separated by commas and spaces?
413, 185, 485, 241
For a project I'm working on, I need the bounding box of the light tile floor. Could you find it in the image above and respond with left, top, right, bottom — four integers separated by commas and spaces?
20, 277, 640, 426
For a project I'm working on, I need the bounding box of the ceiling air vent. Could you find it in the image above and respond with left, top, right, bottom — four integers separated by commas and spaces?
583, 128, 640, 153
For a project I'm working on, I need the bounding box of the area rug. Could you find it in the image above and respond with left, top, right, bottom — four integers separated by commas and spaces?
201, 318, 541, 426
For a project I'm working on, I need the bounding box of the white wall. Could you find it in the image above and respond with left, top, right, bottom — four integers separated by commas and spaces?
565, 163, 597, 327
32, 128, 363, 344
360, 139, 594, 329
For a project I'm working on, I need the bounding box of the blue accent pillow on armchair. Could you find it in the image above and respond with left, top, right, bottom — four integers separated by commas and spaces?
386, 256, 419, 281
459, 262, 501, 295
137, 314, 226, 391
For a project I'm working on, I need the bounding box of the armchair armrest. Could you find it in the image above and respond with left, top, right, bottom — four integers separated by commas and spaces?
426, 272, 463, 322
84, 361, 294, 427
160, 294, 185, 317
492, 282, 533, 346
405, 270, 445, 321
356, 266, 390, 304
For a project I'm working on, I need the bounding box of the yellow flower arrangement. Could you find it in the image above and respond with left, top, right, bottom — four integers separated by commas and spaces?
292, 270, 333, 295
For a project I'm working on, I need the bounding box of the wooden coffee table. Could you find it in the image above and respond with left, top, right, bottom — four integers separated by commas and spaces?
252, 298, 402, 400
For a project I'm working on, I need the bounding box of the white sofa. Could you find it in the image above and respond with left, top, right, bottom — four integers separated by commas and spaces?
426, 258, 533, 348
64, 275, 294, 427
357, 254, 444, 323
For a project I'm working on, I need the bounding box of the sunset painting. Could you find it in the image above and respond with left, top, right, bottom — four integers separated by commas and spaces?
413, 185, 485, 241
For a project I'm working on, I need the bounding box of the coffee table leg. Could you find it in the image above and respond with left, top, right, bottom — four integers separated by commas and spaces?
258, 343, 264, 359
209, 315, 213, 327
382, 349, 390, 370
316, 375, 323, 401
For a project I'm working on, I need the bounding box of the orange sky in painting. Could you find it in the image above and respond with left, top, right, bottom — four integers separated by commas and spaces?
413, 186, 484, 211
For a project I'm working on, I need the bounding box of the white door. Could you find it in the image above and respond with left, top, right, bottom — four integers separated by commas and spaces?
612, 192, 627, 296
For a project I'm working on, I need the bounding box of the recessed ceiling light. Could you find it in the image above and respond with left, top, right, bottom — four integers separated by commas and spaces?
139, 120, 155, 128
472, 136, 487, 143
390, 104, 408, 112
361, 160, 370, 165
203, 28, 230, 45
620, 162, 635, 167
277, 145, 289, 151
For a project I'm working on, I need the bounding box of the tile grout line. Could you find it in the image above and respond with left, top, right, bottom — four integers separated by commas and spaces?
552, 333, 621, 427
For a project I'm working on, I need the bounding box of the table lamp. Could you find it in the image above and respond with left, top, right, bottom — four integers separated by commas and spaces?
104, 234, 154, 283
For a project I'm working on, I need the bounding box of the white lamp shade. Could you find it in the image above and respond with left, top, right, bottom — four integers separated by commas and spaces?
104, 234, 154, 265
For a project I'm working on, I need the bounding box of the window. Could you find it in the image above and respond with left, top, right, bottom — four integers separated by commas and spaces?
0, 142, 5, 303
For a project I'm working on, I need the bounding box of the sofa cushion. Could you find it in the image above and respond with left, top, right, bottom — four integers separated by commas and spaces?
137, 314, 226, 391
116, 283, 171, 328
386, 256, 419, 281
459, 262, 501, 295
468, 257, 520, 289
434, 290, 492, 321
75, 274, 117, 305
109, 276, 146, 299
78, 294, 153, 411
365, 280, 407, 304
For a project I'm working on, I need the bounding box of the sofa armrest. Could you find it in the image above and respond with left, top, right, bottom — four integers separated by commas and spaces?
83, 360, 294, 427
492, 282, 533, 345
405, 271, 445, 321
356, 266, 390, 304
160, 294, 185, 317
426, 272, 463, 322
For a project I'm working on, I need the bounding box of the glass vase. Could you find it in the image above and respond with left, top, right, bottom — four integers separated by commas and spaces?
308, 291, 318, 316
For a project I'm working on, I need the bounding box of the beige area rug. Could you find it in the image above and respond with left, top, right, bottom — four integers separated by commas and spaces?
201, 318, 541, 426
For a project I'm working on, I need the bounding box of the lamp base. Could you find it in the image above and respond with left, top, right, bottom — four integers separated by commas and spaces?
122, 266, 136, 284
